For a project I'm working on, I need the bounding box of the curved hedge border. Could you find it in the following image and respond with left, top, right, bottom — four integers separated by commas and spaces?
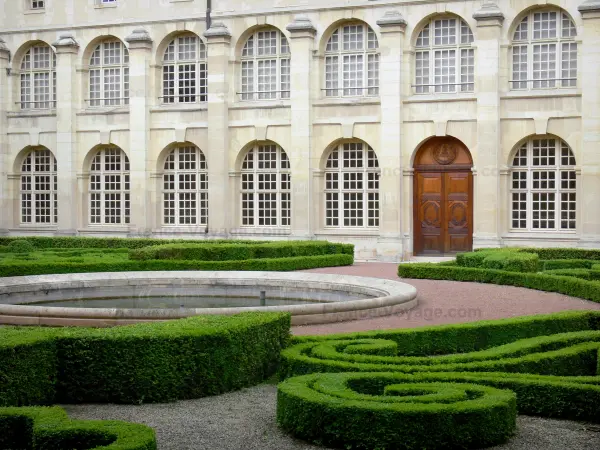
277, 311, 600, 449
397, 263, 600, 303
1, 312, 290, 406
0, 254, 353, 277
0, 406, 156, 450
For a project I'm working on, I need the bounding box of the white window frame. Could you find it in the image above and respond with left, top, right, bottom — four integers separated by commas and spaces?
510, 10, 578, 90
163, 146, 208, 226
414, 17, 475, 94
89, 147, 130, 226
20, 148, 57, 225
239, 29, 290, 101
510, 138, 577, 232
162, 34, 208, 104
324, 142, 380, 228
324, 23, 379, 98
19, 44, 56, 109
240, 144, 291, 227
88, 40, 129, 107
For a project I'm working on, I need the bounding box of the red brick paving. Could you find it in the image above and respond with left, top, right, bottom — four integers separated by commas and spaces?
293, 263, 600, 336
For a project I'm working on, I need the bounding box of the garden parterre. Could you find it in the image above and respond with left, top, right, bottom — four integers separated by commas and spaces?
277, 310, 600, 449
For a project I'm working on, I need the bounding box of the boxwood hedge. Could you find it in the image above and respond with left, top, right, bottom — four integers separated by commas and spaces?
0, 406, 156, 450
397, 263, 600, 303
0, 312, 290, 406
277, 311, 600, 449
129, 241, 353, 261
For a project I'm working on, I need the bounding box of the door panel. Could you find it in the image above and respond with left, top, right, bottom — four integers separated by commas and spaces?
414, 171, 472, 255
415, 172, 443, 255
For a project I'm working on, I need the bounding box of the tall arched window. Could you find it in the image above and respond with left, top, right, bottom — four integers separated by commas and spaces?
324, 142, 379, 228
414, 17, 474, 94
19, 44, 56, 109
20, 148, 57, 224
324, 23, 379, 97
162, 34, 207, 104
89, 147, 130, 225
88, 40, 129, 107
163, 145, 208, 226
511, 10, 577, 89
510, 137, 576, 231
240, 29, 290, 100
241, 144, 291, 227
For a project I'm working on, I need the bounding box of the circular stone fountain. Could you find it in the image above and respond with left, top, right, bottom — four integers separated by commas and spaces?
0, 271, 417, 327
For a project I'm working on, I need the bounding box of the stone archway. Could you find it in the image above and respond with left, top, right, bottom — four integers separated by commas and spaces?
413, 137, 473, 256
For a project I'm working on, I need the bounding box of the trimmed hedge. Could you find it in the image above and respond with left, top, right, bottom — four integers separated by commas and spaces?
6, 240, 35, 253
277, 311, 600, 449
456, 249, 539, 272
543, 268, 600, 281
0, 312, 290, 406
0, 254, 353, 277
0, 406, 156, 449
0, 236, 263, 249
129, 241, 353, 261
515, 247, 600, 261
540, 259, 596, 270
397, 263, 600, 303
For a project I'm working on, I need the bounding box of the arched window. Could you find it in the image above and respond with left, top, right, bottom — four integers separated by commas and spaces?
240, 29, 290, 100
510, 137, 576, 231
163, 145, 208, 226
88, 40, 129, 107
324, 142, 379, 228
511, 10, 577, 89
241, 144, 291, 227
19, 44, 56, 109
414, 17, 474, 94
89, 147, 130, 225
162, 34, 207, 104
324, 23, 379, 97
20, 148, 57, 224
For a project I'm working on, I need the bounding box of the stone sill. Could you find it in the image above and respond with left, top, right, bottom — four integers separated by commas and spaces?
150, 104, 208, 113
229, 101, 291, 110
502, 232, 579, 241
230, 228, 292, 236
8, 110, 56, 118
404, 94, 477, 104
9, 227, 58, 232
500, 89, 581, 100
314, 97, 381, 107
77, 107, 130, 116
316, 230, 380, 237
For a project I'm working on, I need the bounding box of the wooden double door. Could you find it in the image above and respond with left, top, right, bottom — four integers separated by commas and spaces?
413, 138, 473, 256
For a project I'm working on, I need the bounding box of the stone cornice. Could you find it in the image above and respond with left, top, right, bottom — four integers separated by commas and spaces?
376, 10, 407, 29
473, 2, 505, 22
578, 0, 600, 13
204, 22, 232, 39
286, 15, 317, 34
53, 32, 79, 48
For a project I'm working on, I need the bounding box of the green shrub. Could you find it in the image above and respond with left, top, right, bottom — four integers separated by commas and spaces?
543, 268, 600, 281
481, 251, 539, 273
6, 240, 35, 254
541, 259, 596, 270
129, 241, 353, 261
398, 263, 600, 303
0, 313, 290, 406
277, 311, 600, 449
0, 406, 156, 449
513, 247, 600, 260
0, 254, 353, 277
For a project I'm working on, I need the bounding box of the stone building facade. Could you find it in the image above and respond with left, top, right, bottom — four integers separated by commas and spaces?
0, 0, 599, 261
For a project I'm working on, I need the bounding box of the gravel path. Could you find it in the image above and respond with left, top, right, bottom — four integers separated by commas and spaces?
65, 384, 600, 450
293, 263, 600, 335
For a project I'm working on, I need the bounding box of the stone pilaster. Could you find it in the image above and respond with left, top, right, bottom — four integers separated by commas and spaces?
124, 28, 153, 234
0, 38, 9, 234
287, 15, 316, 238
376, 10, 406, 261
204, 22, 231, 237
53, 33, 79, 234
472, 2, 504, 248
578, 0, 600, 246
